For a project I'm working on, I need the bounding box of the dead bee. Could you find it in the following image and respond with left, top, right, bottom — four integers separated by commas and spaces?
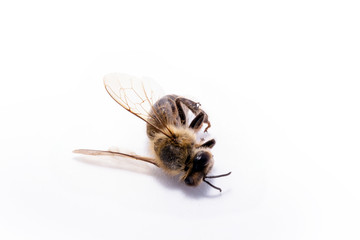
74, 73, 231, 192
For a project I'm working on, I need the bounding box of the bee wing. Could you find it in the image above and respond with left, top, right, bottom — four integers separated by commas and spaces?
103, 73, 173, 138
73, 149, 159, 167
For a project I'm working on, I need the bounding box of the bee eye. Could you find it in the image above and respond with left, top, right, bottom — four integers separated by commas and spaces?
192, 151, 210, 172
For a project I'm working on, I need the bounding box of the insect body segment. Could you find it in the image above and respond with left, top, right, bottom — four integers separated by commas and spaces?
147, 94, 217, 187
146, 95, 211, 139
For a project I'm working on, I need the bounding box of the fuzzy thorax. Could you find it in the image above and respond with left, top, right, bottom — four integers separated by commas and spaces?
149, 125, 196, 176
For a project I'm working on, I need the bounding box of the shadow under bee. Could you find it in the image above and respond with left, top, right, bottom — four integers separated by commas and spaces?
151, 167, 230, 198
74, 154, 227, 198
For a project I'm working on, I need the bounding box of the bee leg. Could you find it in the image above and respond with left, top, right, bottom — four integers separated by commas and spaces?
175, 97, 211, 132
189, 112, 205, 130
204, 121, 211, 132
175, 98, 186, 125
175, 97, 200, 111
200, 139, 216, 148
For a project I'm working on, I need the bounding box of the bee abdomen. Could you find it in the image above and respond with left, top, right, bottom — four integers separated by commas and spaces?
146, 94, 181, 139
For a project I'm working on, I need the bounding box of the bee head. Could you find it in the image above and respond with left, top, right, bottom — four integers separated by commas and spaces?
183, 149, 232, 192
183, 150, 214, 187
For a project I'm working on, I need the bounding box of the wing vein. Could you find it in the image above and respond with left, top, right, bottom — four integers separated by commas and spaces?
103, 73, 174, 139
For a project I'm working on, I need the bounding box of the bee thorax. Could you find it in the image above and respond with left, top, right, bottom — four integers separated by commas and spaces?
151, 126, 196, 175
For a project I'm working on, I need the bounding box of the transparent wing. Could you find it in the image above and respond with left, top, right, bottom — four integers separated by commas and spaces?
103, 73, 173, 138
73, 149, 159, 167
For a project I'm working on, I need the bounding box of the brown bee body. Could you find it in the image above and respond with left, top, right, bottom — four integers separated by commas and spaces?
74, 73, 230, 192
147, 95, 214, 186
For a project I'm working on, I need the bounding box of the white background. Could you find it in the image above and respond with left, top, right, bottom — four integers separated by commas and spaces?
1, 1, 359, 239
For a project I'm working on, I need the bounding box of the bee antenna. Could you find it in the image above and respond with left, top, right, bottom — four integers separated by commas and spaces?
203, 172, 232, 192
204, 171, 232, 179
203, 178, 222, 192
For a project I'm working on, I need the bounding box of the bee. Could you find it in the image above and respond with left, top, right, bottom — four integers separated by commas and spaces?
74, 73, 231, 192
